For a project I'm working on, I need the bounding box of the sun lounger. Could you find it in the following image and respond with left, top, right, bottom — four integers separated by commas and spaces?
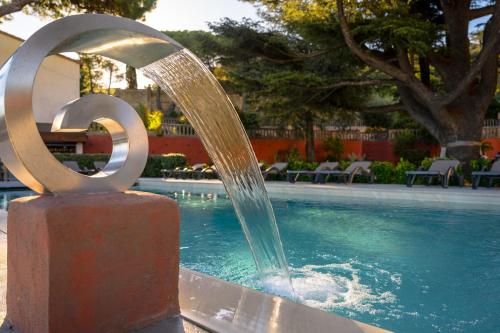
63, 161, 94, 175
262, 162, 288, 180
287, 162, 339, 183
93, 161, 106, 172
193, 165, 218, 179
406, 159, 460, 188
315, 161, 373, 184
161, 163, 203, 179
161, 166, 181, 178
472, 159, 500, 189
176, 163, 206, 179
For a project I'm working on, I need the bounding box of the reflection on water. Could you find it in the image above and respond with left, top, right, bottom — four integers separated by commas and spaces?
141, 49, 292, 291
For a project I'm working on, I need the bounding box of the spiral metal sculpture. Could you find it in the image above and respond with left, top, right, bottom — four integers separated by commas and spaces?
0, 14, 184, 194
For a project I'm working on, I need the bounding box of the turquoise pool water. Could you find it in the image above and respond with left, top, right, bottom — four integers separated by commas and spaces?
1, 189, 499, 332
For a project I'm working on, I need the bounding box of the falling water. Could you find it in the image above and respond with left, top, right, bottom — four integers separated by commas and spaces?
141, 49, 293, 291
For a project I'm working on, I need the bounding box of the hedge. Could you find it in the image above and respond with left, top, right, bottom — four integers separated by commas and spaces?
53, 153, 187, 177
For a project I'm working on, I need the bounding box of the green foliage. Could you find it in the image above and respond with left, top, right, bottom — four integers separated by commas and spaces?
287, 160, 319, 172
323, 136, 344, 161
136, 104, 163, 131
209, 18, 372, 161
162, 30, 221, 71
238, 112, 261, 130
393, 131, 429, 164
471, 157, 493, 172
19, 0, 157, 21
420, 157, 434, 170
481, 141, 494, 155
53, 153, 186, 178
395, 159, 416, 184
142, 154, 187, 177
486, 97, 500, 119
371, 161, 395, 184
53, 153, 110, 170
339, 160, 351, 171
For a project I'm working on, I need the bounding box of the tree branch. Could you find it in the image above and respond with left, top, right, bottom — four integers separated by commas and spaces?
316, 79, 396, 91
437, 3, 500, 107
0, 0, 39, 18
336, 0, 409, 83
362, 103, 404, 113
336, 0, 434, 107
469, 5, 495, 20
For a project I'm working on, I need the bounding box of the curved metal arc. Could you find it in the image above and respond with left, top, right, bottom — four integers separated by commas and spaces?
0, 14, 181, 193
52, 94, 148, 179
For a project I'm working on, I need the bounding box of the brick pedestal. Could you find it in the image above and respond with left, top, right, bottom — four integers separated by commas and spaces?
6, 191, 180, 333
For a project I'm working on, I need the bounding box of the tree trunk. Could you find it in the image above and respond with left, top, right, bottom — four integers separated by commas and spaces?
126, 65, 138, 89
399, 87, 484, 168
107, 67, 113, 95
156, 86, 162, 111
304, 113, 315, 162
418, 57, 431, 87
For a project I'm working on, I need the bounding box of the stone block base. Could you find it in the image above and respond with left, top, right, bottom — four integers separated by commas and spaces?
6, 191, 180, 333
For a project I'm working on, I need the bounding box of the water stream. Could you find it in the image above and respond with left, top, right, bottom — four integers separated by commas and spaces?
141, 49, 293, 292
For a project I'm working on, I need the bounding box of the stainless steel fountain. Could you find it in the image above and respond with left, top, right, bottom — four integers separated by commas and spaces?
0, 14, 291, 287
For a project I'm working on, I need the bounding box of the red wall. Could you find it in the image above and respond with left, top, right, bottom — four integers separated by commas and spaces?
485, 138, 500, 158
84, 134, 500, 164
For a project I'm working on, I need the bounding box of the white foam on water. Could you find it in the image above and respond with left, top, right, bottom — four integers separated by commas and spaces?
255, 262, 397, 315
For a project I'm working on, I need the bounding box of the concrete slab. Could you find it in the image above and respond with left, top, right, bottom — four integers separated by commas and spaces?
138, 178, 500, 208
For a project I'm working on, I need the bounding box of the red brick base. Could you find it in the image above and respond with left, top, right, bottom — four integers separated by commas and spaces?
7, 191, 180, 333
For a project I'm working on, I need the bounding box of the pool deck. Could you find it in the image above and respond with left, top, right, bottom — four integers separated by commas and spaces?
138, 178, 500, 206
0, 206, 391, 333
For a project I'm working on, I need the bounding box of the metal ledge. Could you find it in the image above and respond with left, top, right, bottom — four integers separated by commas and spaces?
179, 268, 390, 333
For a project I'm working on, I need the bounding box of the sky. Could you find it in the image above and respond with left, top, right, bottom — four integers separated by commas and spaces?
0, 0, 259, 39
0, 0, 259, 88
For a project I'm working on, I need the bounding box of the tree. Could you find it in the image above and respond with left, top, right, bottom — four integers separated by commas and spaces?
245, 0, 499, 168
102, 59, 123, 94
125, 65, 138, 89
163, 30, 221, 71
79, 54, 104, 95
210, 19, 375, 161
0, 0, 156, 21
335, 0, 499, 166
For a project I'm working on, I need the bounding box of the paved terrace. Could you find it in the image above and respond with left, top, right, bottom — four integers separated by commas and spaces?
138, 178, 500, 207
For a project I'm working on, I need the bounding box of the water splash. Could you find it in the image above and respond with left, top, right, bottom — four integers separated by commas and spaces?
141, 49, 293, 291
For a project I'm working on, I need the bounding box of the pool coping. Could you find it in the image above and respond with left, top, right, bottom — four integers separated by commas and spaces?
138, 178, 500, 206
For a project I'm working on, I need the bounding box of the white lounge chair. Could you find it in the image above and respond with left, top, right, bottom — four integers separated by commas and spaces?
406, 159, 460, 188
63, 161, 94, 175
315, 161, 373, 184
262, 162, 288, 180
287, 162, 339, 183
472, 159, 500, 189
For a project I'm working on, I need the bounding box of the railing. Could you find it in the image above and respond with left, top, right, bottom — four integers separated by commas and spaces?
87, 119, 500, 141
161, 123, 197, 136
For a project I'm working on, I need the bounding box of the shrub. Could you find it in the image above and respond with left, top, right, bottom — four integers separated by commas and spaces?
471, 157, 492, 172
323, 136, 344, 161
238, 112, 260, 130
54, 153, 109, 170
136, 103, 163, 132
420, 157, 433, 170
53, 153, 186, 178
339, 160, 351, 170
142, 153, 187, 177
393, 132, 428, 164
394, 159, 416, 184
371, 161, 395, 184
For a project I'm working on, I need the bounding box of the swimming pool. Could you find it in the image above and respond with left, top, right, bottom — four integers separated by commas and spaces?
1, 188, 499, 332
